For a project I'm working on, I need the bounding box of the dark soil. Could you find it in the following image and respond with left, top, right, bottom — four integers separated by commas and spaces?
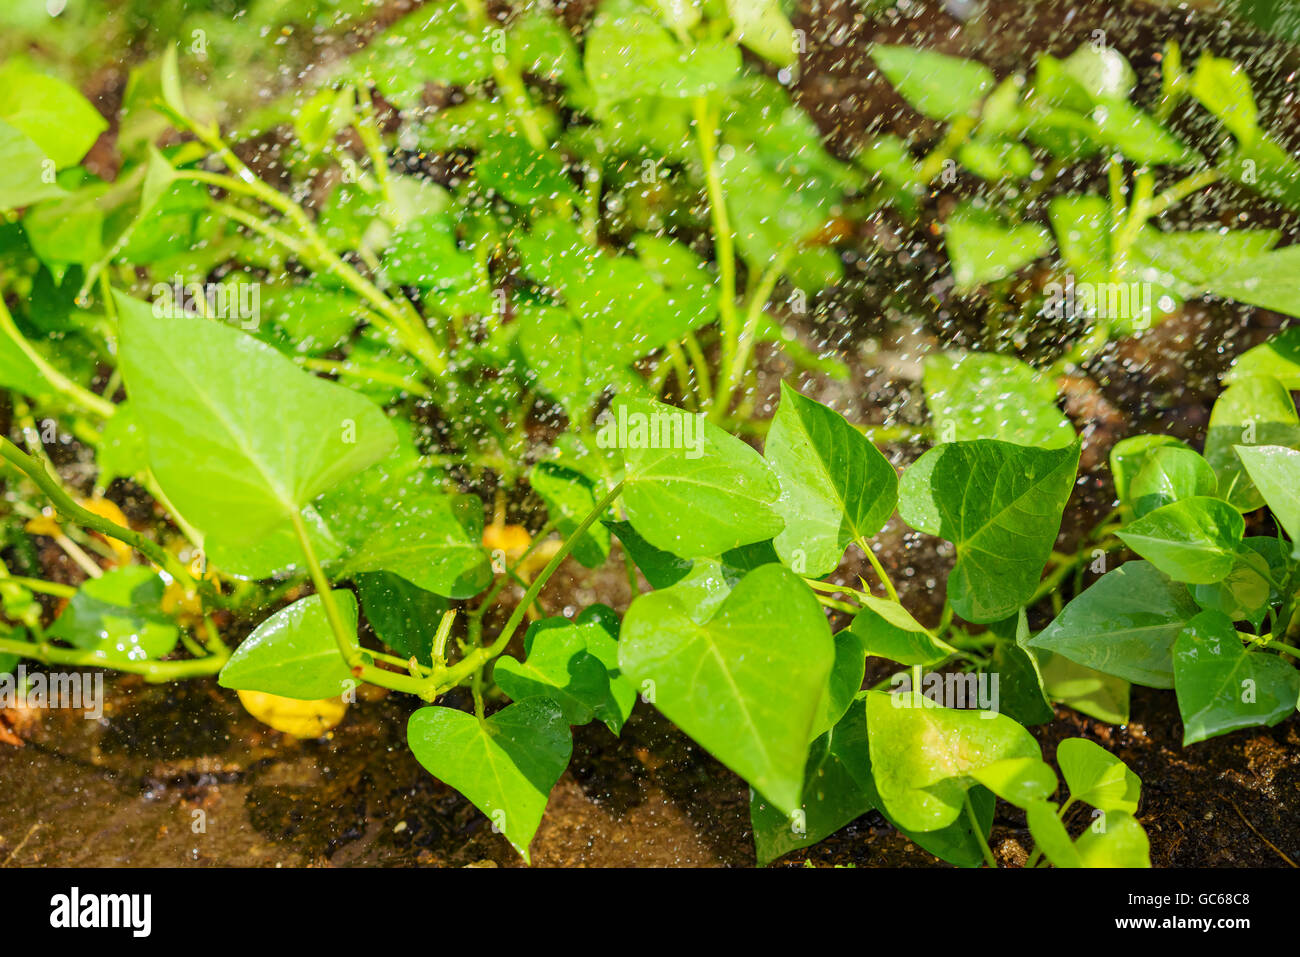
3, 0, 1300, 867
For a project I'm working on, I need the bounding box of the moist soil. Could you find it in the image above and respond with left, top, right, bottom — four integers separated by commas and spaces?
2, 0, 1299, 867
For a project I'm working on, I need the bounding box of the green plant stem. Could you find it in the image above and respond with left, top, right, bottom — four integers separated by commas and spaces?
1147, 168, 1220, 219
966, 791, 998, 868
692, 96, 738, 411
717, 246, 794, 418
916, 114, 978, 184
0, 436, 195, 590
0, 574, 76, 598
435, 481, 625, 692
459, 0, 549, 152
860, 539, 900, 602
287, 508, 430, 698
0, 299, 115, 418
172, 161, 447, 377
0, 635, 225, 681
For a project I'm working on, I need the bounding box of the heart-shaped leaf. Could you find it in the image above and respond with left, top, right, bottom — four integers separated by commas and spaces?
849, 594, 959, 666
619, 563, 834, 814
1127, 446, 1218, 518
1203, 375, 1300, 510
899, 439, 1079, 623
1028, 560, 1199, 688
341, 493, 491, 599
49, 566, 179, 662
865, 690, 1042, 832
1056, 738, 1140, 813
494, 618, 612, 727
1117, 497, 1244, 585
406, 698, 572, 863
219, 591, 358, 700
116, 294, 397, 576
1173, 610, 1300, 744
618, 397, 783, 558
1236, 445, 1300, 556
924, 350, 1074, 449
764, 383, 898, 577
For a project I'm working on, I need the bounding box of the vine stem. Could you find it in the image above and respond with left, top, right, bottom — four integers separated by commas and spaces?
0, 436, 195, 591
692, 96, 738, 413
287, 508, 432, 699
0, 635, 227, 681
0, 299, 115, 418
434, 481, 625, 692
860, 539, 900, 603
966, 791, 998, 868
717, 245, 795, 418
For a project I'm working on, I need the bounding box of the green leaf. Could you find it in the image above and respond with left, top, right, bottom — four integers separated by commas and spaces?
1074, 811, 1150, 867
1056, 737, 1140, 813
617, 396, 784, 558
476, 135, 578, 204
1117, 497, 1245, 585
1189, 53, 1259, 143
530, 463, 611, 569
341, 493, 491, 600
218, 591, 358, 700
49, 567, 179, 662
406, 698, 572, 863
924, 350, 1074, 448
1060, 45, 1135, 102
494, 618, 611, 727
1173, 610, 1300, 745
865, 689, 1042, 832
750, 698, 876, 866
899, 439, 1079, 623
381, 213, 476, 290
1204, 246, 1300, 320
1039, 652, 1130, 724
1026, 801, 1082, 868
0, 61, 107, 169
619, 564, 834, 815
849, 595, 957, 666
1109, 434, 1193, 504
1205, 375, 1300, 511
945, 204, 1051, 290
356, 571, 447, 664
989, 610, 1055, 726
23, 187, 105, 270
1028, 561, 1199, 689
870, 45, 995, 120
585, 9, 739, 103
292, 86, 355, 156
968, 756, 1058, 809
565, 604, 638, 734
764, 382, 898, 577
342, 1, 493, 110
116, 294, 397, 577
957, 136, 1036, 181
1228, 327, 1300, 388
725, 0, 796, 67
812, 628, 869, 740
1126, 446, 1218, 518
1236, 445, 1300, 557
1188, 547, 1275, 626
0, 119, 66, 210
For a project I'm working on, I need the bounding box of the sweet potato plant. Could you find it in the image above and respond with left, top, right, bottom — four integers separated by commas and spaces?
1, 0, 1298, 867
